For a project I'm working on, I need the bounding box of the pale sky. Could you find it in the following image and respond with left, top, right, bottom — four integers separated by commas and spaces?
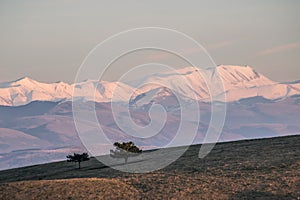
0, 0, 299, 83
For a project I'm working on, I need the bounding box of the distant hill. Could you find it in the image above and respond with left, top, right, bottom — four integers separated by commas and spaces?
0, 135, 299, 199
1, 96, 300, 170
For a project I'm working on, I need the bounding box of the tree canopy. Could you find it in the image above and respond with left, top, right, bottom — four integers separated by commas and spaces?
110, 141, 142, 164
66, 153, 90, 169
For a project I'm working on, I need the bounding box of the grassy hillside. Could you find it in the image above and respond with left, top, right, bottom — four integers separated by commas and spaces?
0, 178, 139, 199
0, 135, 299, 199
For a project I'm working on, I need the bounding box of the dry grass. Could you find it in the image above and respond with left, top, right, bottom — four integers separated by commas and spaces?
0, 178, 140, 200
0, 135, 299, 199
119, 166, 300, 199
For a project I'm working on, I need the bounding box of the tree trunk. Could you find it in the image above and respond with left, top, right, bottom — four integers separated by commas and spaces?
124, 156, 128, 164
78, 161, 81, 169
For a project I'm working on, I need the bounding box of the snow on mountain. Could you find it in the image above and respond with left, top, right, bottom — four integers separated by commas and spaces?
0, 77, 72, 106
1, 65, 300, 170
73, 80, 138, 103
0, 65, 300, 106
215, 65, 300, 101
0, 77, 138, 106
215, 65, 274, 88
131, 65, 300, 103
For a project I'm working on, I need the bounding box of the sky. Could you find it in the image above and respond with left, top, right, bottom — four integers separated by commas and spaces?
0, 0, 299, 83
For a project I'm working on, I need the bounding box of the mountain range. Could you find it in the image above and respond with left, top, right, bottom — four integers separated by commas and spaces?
0, 65, 299, 170
1, 65, 300, 106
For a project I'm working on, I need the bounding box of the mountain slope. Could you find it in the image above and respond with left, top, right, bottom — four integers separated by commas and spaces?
0, 77, 72, 106
131, 65, 300, 103
0, 78, 138, 106
0, 94, 299, 170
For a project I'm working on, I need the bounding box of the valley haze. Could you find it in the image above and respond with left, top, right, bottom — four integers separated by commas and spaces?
0, 65, 299, 170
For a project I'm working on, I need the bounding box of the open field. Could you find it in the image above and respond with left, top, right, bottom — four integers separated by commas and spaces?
0, 135, 299, 199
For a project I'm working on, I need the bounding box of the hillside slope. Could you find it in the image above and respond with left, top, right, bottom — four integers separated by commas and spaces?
0, 135, 299, 199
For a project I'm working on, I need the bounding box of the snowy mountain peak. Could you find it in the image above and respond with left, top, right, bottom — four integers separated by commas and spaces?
0, 65, 299, 106
214, 65, 274, 88
131, 65, 300, 103
12, 76, 38, 86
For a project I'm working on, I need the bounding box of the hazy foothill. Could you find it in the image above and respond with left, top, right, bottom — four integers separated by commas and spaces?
1, 66, 300, 170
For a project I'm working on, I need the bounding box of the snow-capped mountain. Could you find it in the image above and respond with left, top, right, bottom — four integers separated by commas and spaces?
1, 65, 300, 170
131, 65, 300, 103
0, 77, 138, 106
0, 65, 300, 106
0, 77, 72, 106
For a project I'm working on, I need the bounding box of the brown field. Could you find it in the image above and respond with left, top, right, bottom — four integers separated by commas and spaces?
0, 178, 139, 200
0, 135, 299, 199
